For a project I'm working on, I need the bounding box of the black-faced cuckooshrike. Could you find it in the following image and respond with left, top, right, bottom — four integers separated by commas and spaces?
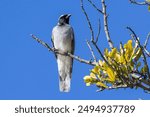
51, 14, 75, 92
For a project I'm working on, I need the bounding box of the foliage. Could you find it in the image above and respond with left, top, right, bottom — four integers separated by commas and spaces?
84, 40, 148, 91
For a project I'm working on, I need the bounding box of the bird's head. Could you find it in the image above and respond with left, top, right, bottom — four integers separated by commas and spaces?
58, 14, 71, 25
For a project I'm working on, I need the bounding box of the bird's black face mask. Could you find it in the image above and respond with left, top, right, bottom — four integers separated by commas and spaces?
58, 14, 71, 25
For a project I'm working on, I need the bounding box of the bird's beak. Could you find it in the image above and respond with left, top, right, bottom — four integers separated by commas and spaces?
66, 14, 71, 18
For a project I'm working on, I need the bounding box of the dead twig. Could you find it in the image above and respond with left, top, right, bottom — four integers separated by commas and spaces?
97, 84, 128, 92
86, 40, 97, 62
87, 0, 103, 14
144, 32, 150, 48
127, 27, 150, 79
144, 32, 150, 57
129, 0, 150, 5
95, 19, 101, 43
80, 0, 95, 41
101, 0, 114, 49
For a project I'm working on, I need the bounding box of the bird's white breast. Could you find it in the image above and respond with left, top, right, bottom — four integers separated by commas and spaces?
52, 24, 73, 53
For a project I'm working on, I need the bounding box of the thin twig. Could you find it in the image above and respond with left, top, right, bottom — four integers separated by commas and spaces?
144, 32, 150, 56
144, 48, 150, 57
80, 0, 95, 41
80, 0, 114, 72
136, 83, 150, 91
87, 0, 103, 14
31, 34, 96, 66
144, 32, 150, 48
92, 41, 111, 67
97, 84, 128, 92
101, 0, 114, 49
127, 27, 150, 79
97, 79, 150, 92
95, 19, 101, 43
129, 0, 150, 5
86, 40, 97, 62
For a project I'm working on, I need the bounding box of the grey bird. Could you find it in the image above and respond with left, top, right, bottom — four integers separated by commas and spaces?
51, 14, 75, 92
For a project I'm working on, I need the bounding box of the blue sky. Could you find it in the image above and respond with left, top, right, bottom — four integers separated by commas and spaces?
0, 0, 150, 100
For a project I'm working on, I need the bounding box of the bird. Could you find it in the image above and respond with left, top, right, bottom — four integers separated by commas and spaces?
51, 14, 75, 92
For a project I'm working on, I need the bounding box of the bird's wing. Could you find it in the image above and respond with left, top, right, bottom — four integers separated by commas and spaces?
71, 27, 75, 55
70, 27, 75, 74
51, 31, 54, 47
51, 30, 57, 58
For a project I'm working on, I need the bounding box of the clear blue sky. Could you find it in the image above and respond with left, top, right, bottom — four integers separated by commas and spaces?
0, 0, 150, 100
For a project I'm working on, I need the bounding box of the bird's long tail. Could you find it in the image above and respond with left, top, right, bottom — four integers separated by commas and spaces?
57, 55, 73, 92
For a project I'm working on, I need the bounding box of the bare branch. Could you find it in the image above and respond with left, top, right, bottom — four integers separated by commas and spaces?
92, 41, 112, 67
144, 48, 150, 57
129, 0, 150, 5
86, 40, 97, 62
97, 79, 150, 92
136, 83, 150, 91
31, 34, 96, 66
97, 84, 128, 92
87, 0, 103, 14
144, 32, 150, 56
80, 0, 95, 41
95, 19, 101, 43
127, 27, 150, 79
101, 0, 114, 49
144, 32, 150, 48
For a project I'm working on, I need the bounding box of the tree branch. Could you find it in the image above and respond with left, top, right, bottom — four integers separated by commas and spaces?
144, 32, 150, 57
92, 41, 112, 68
31, 34, 96, 66
101, 0, 114, 49
129, 0, 150, 5
136, 83, 150, 91
87, 0, 103, 14
144, 32, 150, 48
87, 0, 114, 48
144, 48, 150, 57
95, 19, 101, 43
86, 40, 97, 62
127, 27, 150, 79
97, 79, 150, 92
97, 84, 128, 92
80, 0, 95, 41
80, 0, 113, 66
